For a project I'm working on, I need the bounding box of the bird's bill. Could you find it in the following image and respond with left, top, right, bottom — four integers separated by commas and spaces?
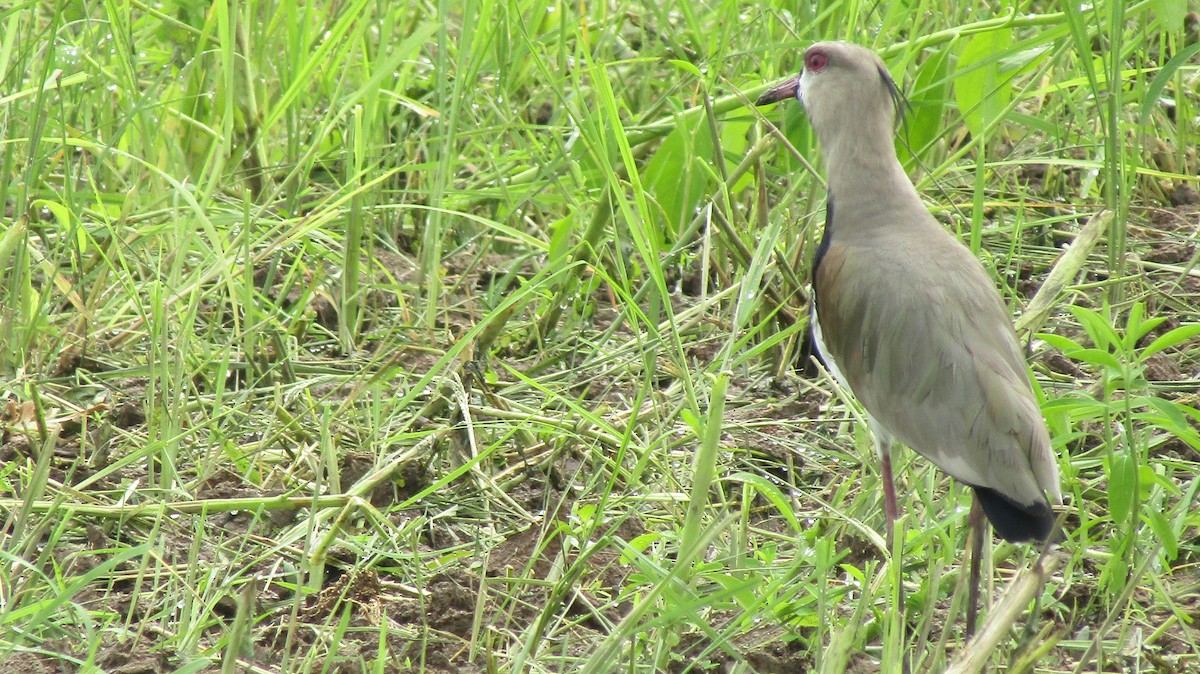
755, 76, 799, 106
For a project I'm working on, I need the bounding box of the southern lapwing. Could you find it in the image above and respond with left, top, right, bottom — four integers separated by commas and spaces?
756, 41, 1062, 634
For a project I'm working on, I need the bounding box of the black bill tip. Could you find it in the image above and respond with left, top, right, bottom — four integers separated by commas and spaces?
755, 76, 799, 106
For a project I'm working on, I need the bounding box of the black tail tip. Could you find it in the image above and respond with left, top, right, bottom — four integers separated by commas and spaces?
974, 486, 1062, 544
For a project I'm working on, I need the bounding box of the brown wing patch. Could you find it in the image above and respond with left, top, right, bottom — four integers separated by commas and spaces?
813, 242, 864, 382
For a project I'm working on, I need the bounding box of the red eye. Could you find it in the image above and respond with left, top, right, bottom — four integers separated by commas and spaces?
805, 50, 829, 72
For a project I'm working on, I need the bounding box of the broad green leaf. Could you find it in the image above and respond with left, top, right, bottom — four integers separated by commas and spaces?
709, 572, 767, 611
1138, 397, 1200, 451
1141, 395, 1192, 432
1140, 323, 1200, 359
642, 110, 713, 240
0, 218, 28, 267
1100, 554, 1129, 594
1139, 465, 1160, 500
791, 612, 821, 628
726, 472, 801, 533
1171, 402, 1200, 424
30, 199, 72, 228
1107, 452, 1137, 526
954, 29, 1013, 137
1064, 347, 1124, 372
1122, 303, 1167, 351
619, 532, 663, 564
31, 199, 85, 254
1145, 508, 1178, 561
722, 120, 753, 191
1069, 305, 1122, 351
547, 210, 576, 263
668, 59, 703, 79
1151, 0, 1187, 29
900, 46, 950, 167
1122, 302, 1147, 351
679, 406, 702, 435
839, 563, 867, 585
1037, 332, 1087, 354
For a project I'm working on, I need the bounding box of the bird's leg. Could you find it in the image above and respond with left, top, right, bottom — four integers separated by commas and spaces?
875, 434, 910, 673
966, 495, 985, 638
879, 443, 900, 551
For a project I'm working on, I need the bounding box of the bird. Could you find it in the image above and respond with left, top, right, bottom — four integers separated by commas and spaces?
755, 41, 1062, 634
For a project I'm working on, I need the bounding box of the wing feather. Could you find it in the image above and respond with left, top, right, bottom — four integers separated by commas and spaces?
814, 229, 1060, 509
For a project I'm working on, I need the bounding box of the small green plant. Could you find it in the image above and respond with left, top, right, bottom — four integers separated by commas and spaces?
1039, 303, 1200, 595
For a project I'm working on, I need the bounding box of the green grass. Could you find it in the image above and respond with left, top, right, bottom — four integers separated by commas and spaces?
1, 0, 1199, 672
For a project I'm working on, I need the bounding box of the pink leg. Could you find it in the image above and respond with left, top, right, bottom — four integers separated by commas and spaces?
879, 443, 899, 550
967, 495, 985, 637
878, 437, 911, 673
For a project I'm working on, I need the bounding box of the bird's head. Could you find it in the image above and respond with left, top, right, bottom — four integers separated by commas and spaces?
757, 41, 903, 145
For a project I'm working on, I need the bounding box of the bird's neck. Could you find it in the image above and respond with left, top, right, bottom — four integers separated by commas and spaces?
819, 126, 921, 214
